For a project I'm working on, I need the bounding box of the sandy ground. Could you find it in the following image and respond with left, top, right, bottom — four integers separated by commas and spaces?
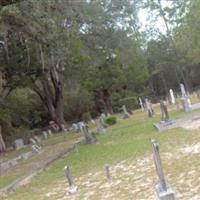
44, 142, 200, 200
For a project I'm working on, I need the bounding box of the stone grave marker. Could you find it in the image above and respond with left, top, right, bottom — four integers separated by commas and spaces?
139, 97, 144, 112
122, 105, 130, 119
21, 152, 33, 160
145, 98, 154, 118
48, 129, 53, 137
29, 138, 37, 145
14, 139, 25, 150
151, 139, 175, 200
154, 100, 175, 132
180, 83, 191, 112
64, 165, 78, 194
80, 123, 93, 144
96, 118, 106, 134
72, 123, 79, 133
169, 89, 176, 105
105, 164, 111, 181
32, 144, 42, 154
34, 135, 41, 142
42, 131, 48, 139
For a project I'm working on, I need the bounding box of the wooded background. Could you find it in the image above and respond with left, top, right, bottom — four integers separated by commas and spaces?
0, 0, 199, 148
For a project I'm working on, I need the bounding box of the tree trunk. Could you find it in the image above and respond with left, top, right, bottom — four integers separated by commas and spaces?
103, 89, 113, 114
40, 71, 66, 131
0, 125, 6, 153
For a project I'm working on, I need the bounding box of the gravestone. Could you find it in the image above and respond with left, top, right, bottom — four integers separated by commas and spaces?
61, 124, 67, 131
196, 90, 200, 101
32, 144, 41, 154
180, 83, 191, 112
80, 123, 93, 144
145, 98, 154, 118
42, 131, 48, 139
64, 165, 78, 194
139, 97, 144, 112
72, 123, 79, 133
169, 89, 176, 105
151, 139, 175, 200
96, 118, 106, 134
122, 105, 130, 119
105, 164, 111, 181
29, 138, 37, 145
21, 152, 33, 160
34, 135, 41, 142
154, 100, 175, 132
14, 139, 25, 150
48, 129, 53, 137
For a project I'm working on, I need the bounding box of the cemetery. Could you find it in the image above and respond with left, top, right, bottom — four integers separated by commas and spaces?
1, 1, 200, 200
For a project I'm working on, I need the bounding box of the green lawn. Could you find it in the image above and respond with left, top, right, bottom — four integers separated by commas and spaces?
3, 108, 200, 200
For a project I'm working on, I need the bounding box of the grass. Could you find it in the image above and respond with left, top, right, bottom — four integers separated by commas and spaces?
3, 106, 200, 200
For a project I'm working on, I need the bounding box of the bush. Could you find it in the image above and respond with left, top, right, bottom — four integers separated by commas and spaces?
119, 96, 137, 110
82, 112, 92, 122
105, 116, 117, 126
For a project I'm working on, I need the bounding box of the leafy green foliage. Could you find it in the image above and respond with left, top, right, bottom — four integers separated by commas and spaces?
105, 116, 117, 126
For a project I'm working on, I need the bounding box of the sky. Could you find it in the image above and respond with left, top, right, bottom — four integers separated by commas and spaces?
138, 0, 172, 34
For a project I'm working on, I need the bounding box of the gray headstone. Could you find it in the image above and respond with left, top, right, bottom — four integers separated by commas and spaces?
29, 138, 37, 145
151, 139, 175, 200
105, 164, 111, 181
42, 131, 48, 139
145, 98, 154, 117
180, 83, 191, 112
14, 139, 25, 150
96, 118, 106, 134
80, 123, 93, 144
32, 144, 41, 154
160, 100, 169, 122
34, 135, 41, 142
122, 105, 130, 119
64, 165, 78, 194
48, 129, 53, 137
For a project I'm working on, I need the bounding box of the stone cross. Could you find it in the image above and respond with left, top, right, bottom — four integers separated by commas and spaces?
80, 123, 92, 144
151, 139, 175, 200
122, 105, 130, 119
160, 100, 169, 122
139, 97, 144, 112
64, 165, 78, 194
169, 89, 176, 105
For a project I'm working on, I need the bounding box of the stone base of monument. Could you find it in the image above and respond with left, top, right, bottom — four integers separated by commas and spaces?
154, 120, 176, 132
68, 185, 78, 194
155, 182, 175, 200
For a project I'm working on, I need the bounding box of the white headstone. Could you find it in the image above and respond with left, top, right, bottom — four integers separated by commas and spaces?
169, 89, 176, 105
14, 139, 25, 150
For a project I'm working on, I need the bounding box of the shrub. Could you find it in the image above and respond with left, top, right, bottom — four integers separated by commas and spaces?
105, 116, 117, 126
82, 112, 92, 122
119, 96, 137, 110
